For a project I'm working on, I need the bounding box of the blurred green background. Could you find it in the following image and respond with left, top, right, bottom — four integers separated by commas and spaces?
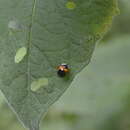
0, 0, 130, 130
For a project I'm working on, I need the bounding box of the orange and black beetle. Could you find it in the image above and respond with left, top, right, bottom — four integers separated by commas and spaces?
57, 63, 69, 77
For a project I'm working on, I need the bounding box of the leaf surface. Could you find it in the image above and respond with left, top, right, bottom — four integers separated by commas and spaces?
0, 0, 118, 129
54, 36, 130, 129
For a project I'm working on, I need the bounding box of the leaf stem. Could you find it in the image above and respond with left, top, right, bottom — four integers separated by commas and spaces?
29, 123, 39, 130
29, 127, 39, 130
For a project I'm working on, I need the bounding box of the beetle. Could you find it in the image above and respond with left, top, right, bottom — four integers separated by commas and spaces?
57, 63, 69, 77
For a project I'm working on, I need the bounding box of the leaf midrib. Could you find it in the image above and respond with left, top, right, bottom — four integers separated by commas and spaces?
27, 0, 37, 87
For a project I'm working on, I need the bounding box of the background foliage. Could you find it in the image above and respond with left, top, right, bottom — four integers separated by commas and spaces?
0, 0, 130, 130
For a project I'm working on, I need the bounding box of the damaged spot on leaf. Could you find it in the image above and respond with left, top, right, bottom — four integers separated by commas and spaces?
8, 20, 24, 31
14, 47, 27, 63
31, 78, 49, 92
66, 1, 76, 10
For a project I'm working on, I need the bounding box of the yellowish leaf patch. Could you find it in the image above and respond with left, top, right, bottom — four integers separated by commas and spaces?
66, 1, 76, 10
31, 78, 49, 92
14, 47, 27, 63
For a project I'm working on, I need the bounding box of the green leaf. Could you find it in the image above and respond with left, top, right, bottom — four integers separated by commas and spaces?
0, 0, 118, 129
53, 36, 130, 130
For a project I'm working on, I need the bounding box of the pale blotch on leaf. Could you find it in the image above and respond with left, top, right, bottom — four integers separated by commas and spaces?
66, 1, 76, 10
31, 78, 49, 92
8, 20, 23, 31
14, 47, 27, 63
